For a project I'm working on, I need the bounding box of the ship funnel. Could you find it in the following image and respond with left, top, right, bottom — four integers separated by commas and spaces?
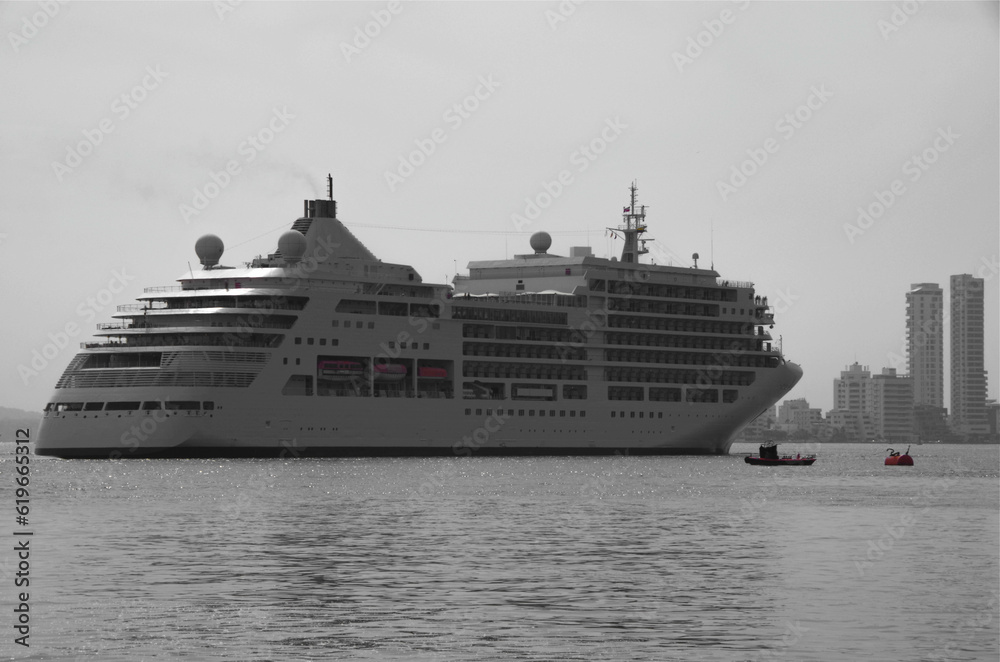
305, 199, 337, 218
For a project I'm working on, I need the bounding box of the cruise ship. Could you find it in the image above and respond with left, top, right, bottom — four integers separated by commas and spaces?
35, 181, 802, 458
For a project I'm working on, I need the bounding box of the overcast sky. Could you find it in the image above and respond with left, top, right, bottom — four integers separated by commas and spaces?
2, 1, 997, 415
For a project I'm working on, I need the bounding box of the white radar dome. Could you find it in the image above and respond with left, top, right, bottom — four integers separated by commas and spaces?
530, 231, 552, 254
278, 230, 308, 263
195, 234, 224, 267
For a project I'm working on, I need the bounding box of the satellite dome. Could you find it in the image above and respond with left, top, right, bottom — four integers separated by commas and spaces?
195, 234, 224, 267
278, 230, 308, 263
530, 231, 552, 254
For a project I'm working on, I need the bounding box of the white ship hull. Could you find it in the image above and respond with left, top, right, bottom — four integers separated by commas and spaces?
36, 359, 801, 458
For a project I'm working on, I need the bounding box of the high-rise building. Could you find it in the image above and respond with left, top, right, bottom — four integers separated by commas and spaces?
906, 283, 944, 408
832, 362, 874, 440
871, 368, 914, 443
950, 274, 989, 435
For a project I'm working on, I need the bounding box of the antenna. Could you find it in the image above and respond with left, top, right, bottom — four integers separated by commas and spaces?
710, 219, 714, 270
609, 180, 652, 264
327, 173, 333, 200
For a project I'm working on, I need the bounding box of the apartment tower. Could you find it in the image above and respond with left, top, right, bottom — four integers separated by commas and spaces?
950, 274, 988, 435
906, 283, 944, 408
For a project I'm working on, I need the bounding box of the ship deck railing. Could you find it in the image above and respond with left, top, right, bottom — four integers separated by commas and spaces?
143, 285, 185, 293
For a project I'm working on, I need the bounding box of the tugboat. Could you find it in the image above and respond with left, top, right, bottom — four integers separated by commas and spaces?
744, 442, 816, 466
884, 446, 914, 466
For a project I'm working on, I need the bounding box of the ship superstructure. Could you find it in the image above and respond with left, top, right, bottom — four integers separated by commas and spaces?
36, 180, 801, 458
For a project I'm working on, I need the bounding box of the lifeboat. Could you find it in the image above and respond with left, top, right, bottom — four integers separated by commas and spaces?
373, 364, 407, 382
884, 447, 914, 466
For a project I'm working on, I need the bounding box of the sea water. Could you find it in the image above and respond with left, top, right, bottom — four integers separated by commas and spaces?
2, 443, 997, 661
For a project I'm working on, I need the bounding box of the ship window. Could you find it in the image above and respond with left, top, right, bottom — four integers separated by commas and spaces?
307, 338, 314, 345
657, 412, 662, 418
570, 411, 575, 417
332, 339, 339, 346
332, 320, 339, 327
518, 410, 524, 416
166, 401, 199, 410
560, 411, 565, 417
388, 342, 395, 349
399, 342, 406, 349
320, 339, 327, 346
476, 409, 482, 415
106, 402, 140, 411
295, 337, 302, 345
630, 412, 635, 418
83, 402, 104, 411
141, 401, 162, 410
465, 408, 471, 415
296, 358, 301, 365
539, 410, 545, 417
203, 402, 215, 410
423, 343, 430, 350
283, 358, 288, 365
611, 411, 616, 418
57, 402, 84, 412
639, 412, 643, 418
550, 410, 555, 417
581, 411, 585, 418
486, 409, 491, 415
529, 410, 535, 416
368, 322, 374, 329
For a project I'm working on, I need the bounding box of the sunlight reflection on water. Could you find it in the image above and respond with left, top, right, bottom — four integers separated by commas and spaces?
15, 444, 999, 661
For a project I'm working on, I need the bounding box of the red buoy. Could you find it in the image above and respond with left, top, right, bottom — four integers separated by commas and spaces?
885, 447, 914, 466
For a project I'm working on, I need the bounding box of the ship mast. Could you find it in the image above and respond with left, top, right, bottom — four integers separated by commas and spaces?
610, 181, 653, 263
